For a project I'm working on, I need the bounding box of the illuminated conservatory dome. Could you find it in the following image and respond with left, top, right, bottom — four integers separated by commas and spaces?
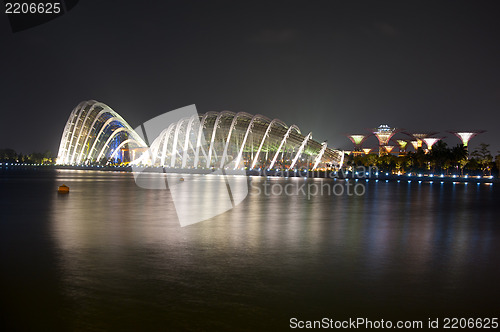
57, 101, 342, 169
56, 100, 147, 165
133, 111, 343, 170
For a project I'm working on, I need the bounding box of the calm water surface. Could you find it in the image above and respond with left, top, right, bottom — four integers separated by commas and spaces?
1, 169, 499, 331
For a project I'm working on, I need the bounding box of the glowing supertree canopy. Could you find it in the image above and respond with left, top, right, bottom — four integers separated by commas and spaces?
346, 134, 369, 155
405, 132, 437, 150
411, 132, 438, 140
347, 134, 368, 147
371, 125, 400, 156
396, 140, 408, 152
372, 125, 399, 145
423, 137, 442, 150
362, 148, 372, 155
448, 131, 486, 147
384, 145, 395, 153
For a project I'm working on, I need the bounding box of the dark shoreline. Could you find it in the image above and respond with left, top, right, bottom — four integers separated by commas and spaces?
1, 164, 497, 183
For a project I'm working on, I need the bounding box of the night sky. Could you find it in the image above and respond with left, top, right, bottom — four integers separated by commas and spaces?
1, 1, 499, 155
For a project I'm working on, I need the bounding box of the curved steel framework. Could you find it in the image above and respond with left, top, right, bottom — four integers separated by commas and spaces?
57, 100, 147, 165
57, 102, 342, 169
134, 111, 342, 170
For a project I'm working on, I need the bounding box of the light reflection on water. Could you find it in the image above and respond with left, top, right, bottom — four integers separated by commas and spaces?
1, 169, 499, 331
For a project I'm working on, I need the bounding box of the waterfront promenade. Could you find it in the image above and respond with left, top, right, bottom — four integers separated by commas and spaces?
1, 163, 497, 184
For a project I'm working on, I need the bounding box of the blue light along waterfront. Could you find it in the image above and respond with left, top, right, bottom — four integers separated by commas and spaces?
1, 169, 499, 331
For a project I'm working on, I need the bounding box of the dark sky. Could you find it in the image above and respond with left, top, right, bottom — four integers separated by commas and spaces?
1, 0, 499, 155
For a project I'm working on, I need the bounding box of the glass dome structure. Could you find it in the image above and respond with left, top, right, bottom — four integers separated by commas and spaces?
57, 101, 342, 169
133, 111, 342, 170
56, 100, 147, 165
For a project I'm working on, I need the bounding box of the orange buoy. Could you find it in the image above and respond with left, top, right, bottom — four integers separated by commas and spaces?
58, 184, 70, 193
